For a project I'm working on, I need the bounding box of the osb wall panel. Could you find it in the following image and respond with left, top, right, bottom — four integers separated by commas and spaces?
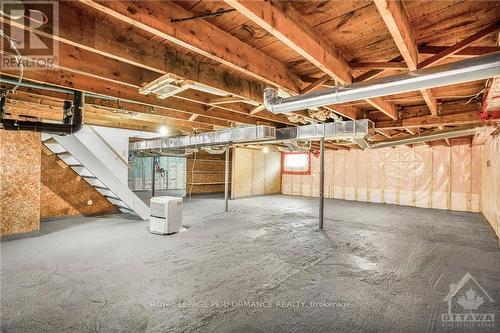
231, 148, 281, 199
0, 130, 41, 236
40, 146, 117, 219
481, 134, 500, 238
283, 142, 482, 213
186, 151, 230, 194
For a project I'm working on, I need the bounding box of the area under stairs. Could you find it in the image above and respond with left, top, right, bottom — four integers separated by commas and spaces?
41, 127, 149, 220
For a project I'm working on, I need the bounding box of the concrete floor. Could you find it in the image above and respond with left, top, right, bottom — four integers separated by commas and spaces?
1, 195, 499, 332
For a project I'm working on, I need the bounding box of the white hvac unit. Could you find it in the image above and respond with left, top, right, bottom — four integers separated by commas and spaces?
149, 196, 183, 235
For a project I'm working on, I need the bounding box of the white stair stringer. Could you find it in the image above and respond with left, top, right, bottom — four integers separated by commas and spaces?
41, 132, 149, 220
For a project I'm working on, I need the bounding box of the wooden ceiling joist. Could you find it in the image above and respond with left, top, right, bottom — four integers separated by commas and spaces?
5, 94, 208, 133
225, 0, 397, 120
1, 31, 290, 126
1, 70, 258, 127
418, 22, 500, 69
78, 0, 303, 93
374, 0, 438, 116
418, 45, 500, 58
376, 111, 482, 130
0, 4, 267, 103
225, 0, 352, 84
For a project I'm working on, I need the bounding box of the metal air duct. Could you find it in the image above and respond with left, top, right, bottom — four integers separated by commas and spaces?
264, 52, 500, 114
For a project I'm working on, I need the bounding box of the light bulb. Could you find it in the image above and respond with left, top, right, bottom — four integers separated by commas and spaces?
158, 126, 168, 136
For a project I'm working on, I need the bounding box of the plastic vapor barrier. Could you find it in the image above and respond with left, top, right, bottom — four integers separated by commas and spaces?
481, 134, 500, 238
282, 142, 482, 213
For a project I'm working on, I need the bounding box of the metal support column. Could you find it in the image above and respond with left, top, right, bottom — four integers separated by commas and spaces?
224, 146, 229, 212
319, 138, 325, 230
151, 156, 156, 198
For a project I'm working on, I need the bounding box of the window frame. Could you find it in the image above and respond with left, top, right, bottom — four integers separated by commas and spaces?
281, 152, 312, 175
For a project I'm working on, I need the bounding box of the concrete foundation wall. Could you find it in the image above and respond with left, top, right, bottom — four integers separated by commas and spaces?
231, 147, 281, 199
0, 130, 41, 236
481, 134, 500, 238
282, 141, 482, 213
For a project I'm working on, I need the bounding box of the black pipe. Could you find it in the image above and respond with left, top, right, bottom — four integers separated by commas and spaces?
0, 91, 84, 135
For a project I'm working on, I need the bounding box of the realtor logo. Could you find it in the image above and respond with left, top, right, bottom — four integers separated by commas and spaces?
0, 0, 59, 70
442, 272, 495, 328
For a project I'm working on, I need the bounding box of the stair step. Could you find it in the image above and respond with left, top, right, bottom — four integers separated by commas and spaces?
56, 152, 72, 157
42, 137, 57, 144
50, 128, 149, 220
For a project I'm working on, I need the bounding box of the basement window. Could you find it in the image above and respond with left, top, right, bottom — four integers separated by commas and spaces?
282, 152, 311, 175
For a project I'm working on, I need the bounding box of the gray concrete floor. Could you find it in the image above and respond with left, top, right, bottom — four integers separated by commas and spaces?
1, 195, 499, 332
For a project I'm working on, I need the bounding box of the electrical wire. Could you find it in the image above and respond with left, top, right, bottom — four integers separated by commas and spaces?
463, 88, 486, 105
0, 29, 24, 95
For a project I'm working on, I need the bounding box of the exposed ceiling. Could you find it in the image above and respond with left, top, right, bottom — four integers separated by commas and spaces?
1, 0, 499, 148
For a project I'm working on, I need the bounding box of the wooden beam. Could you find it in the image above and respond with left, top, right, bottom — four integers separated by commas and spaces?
79, 0, 303, 93
418, 45, 500, 58
376, 129, 392, 138
226, 0, 397, 119
2, 42, 290, 126
418, 22, 500, 69
205, 96, 249, 105
1, 70, 261, 126
420, 89, 439, 116
300, 74, 331, 94
376, 111, 483, 130
324, 105, 361, 120
374, 0, 437, 115
5, 95, 205, 133
0, 2, 266, 103
373, 0, 418, 69
249, 105, 266, 115
366, 98, 397, 120
353, 55, 402, 83
225, 0, 352, 84
349, 61, 407, 69
6, 88, 221, 130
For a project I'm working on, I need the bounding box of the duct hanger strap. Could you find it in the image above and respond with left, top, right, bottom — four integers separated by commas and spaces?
264, 52, 500, 114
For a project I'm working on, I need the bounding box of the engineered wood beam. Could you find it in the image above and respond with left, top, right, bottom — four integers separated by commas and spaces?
79, 0, 303, 93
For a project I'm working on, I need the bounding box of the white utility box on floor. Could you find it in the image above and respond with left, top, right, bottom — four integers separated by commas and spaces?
149, 196, 183, 235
